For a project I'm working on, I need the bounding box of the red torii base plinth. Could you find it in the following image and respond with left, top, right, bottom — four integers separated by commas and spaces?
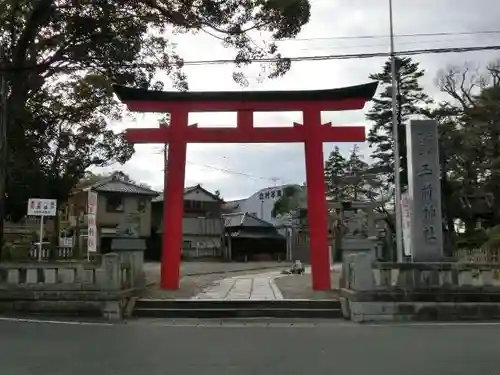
113, 82, 377, 291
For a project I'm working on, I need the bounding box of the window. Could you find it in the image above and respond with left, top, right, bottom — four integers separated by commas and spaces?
184, 200, 203, 210
106, 194, 124, 212
277, 190, 282, 197
265, 191, 270, 199
270, 190, 275, 198
138, 199, 147, 213
259, 193, 264, 200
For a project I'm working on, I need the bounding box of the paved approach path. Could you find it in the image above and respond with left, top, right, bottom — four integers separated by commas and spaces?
192, 270, 285, 300
191, 265, 342, 300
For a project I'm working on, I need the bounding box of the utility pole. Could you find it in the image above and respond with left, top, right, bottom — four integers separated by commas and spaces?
0, 43, 7, 251
389, 0, 403, 262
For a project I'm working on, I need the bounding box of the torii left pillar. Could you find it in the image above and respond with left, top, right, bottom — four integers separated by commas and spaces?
112, 82, 378, 291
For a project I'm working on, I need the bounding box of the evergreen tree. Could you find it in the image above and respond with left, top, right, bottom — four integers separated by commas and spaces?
324, 146, 347, 201
0, 0, 311, 245
344, 145, 370, 201
367, 57, 432, 190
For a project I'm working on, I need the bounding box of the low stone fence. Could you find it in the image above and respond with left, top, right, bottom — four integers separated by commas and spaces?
372, 262, 500, 289
341, 253, 500, 322
0, 252, 145, 319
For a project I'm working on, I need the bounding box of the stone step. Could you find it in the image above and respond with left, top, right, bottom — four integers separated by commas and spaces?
134, 307, 342, 319
133, 299, 342, 319
134, 299, 340, 310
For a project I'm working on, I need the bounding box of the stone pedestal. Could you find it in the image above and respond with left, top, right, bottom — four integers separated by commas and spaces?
406, 119, 444, 262
341, 237, 377, 262
110, 238, 146, 288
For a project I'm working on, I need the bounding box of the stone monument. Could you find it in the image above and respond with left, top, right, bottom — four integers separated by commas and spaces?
406, 119, 443, 262
328, 201, 379, 261
111, 212, 146, 288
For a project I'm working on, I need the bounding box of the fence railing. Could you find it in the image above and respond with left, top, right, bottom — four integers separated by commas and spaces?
454, 247, 500, 263
182, 247, 222, 259
28, 246, 75, 261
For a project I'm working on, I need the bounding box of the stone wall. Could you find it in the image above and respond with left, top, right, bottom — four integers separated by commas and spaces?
0, 252, 144, 319
341, 253, 500, 322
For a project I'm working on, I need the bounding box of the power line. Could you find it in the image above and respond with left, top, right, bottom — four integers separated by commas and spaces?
187, 160, 281, 183
154, 149, 283, 183
276, 30, 500, 43
2, 43, 500, 74
293, 35, 500, 53
180, 45, 500, 66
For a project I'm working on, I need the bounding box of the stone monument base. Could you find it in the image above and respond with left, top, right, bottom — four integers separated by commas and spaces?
341, 237, 377, 261
340, 254, 500, 322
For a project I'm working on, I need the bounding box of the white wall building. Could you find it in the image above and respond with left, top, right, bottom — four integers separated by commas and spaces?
224, 184, 302, 226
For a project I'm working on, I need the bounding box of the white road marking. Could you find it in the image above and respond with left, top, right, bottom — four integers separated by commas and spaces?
0, 316, 114, 326
3, 315, 500, 328
366, 321, 500, 327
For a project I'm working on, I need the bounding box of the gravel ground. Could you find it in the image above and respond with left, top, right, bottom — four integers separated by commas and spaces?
274, 268, 342, 300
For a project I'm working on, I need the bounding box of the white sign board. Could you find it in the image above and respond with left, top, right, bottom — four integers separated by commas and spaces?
401, 192, 412, 257
87, 191, 98, 253
59, 237, 73, 247
87, 191, 98, 215
27, 198, 57, 217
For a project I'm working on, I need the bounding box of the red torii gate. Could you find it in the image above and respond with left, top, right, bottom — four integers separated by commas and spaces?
113, 82, 377, 291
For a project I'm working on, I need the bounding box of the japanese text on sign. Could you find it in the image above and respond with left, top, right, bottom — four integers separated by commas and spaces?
87, 191, 98, 215
417, 131, 435, 156
416, 130, 439, 244
27, 198, 57, 217
420, 183, 438, 243
87, 190, 98, 252
87, 213, 97, 252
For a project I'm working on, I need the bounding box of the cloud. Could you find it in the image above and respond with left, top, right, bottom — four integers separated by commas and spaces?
100, 0, 500, 200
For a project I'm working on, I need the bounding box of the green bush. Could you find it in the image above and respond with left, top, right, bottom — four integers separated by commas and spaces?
456, 229, 489, 249
483, 225, 500, 249
1, 241, 32, 261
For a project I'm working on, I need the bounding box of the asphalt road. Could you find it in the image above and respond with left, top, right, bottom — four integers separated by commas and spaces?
1, 318, 499, 374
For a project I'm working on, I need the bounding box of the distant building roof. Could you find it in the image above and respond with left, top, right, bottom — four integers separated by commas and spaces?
222, 198, 246, 212
222, 212, 274, 228
152, 184, 222, 203
89, 176, 159, 196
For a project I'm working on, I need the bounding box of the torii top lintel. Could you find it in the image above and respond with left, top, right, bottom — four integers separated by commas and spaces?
113, 82, 378, 112
113, 82, 378, 144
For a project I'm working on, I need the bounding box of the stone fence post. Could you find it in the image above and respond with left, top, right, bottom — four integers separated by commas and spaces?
96, 253, 121, 291
343, 253, 375, 291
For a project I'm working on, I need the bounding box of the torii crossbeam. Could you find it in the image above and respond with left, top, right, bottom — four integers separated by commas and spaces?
113, 82, 378, 291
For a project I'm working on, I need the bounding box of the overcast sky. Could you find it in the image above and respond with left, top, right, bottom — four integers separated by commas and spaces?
100, 0, 500, 200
